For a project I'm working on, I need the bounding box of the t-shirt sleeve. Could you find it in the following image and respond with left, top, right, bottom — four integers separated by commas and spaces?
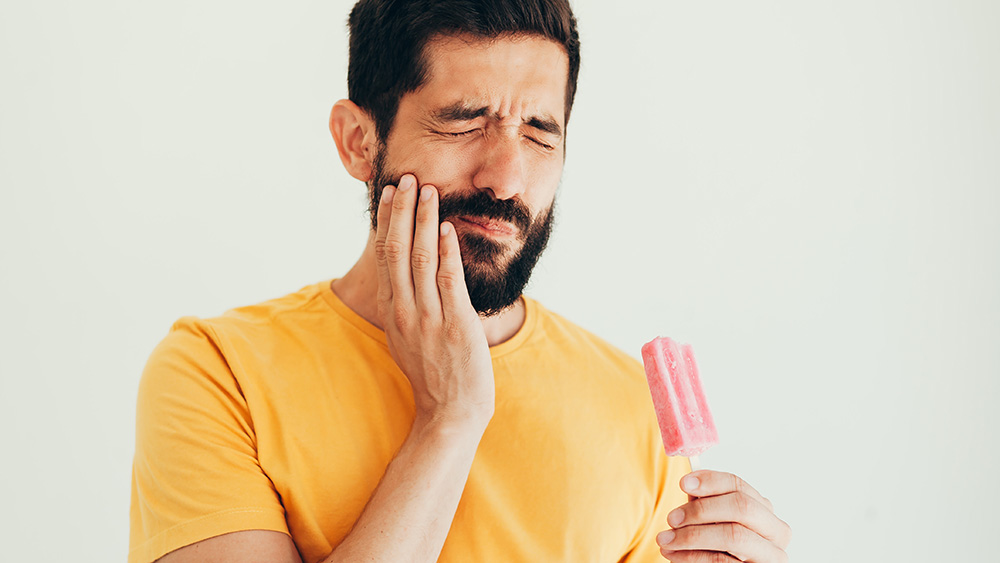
128, 318, 289, 563
621, 453, 692, 562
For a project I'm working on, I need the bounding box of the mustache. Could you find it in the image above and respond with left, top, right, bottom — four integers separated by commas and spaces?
437, 189, 533, 234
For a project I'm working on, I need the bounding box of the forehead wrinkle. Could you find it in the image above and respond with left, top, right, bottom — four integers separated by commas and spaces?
420, 34, 568, 116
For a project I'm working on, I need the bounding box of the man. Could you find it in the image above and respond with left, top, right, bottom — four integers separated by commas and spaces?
129, 1, 791, 562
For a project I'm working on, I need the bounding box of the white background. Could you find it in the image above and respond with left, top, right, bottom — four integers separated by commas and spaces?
1, 0, 997, 561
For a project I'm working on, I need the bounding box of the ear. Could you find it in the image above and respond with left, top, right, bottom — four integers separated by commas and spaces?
329, 99, 378, 182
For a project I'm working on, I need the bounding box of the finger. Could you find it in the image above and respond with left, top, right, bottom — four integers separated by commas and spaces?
384, 174, 418, 308
657, 548, 741, 563
681, 471, 769, 509
373, 185, 396, 317
437, 221, 473, 317
411, 185, 441, 318
657, 523, 788, 563
669, 492, 792, 549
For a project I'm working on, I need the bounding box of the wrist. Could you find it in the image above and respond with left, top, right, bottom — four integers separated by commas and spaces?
412, 407, 493, 441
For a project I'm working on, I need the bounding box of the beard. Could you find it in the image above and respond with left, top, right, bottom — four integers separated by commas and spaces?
368, 144, 555, 317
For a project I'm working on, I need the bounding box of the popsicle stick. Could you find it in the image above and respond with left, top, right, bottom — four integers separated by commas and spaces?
688, 455, 701, 472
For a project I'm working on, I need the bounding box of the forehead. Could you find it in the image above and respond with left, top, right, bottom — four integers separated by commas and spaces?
412, 33, 569, 122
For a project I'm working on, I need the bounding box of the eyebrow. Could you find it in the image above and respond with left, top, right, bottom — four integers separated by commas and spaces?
431, 103, 563, 138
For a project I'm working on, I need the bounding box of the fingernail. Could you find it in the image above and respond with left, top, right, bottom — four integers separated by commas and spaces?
440, 222, 452, 236
682, 475, 700, 493
420, 186, 432, 201
398, 175, 413, 191
667, 508, 684, 527
656, 530, 675, 547
381, 186, 394, 202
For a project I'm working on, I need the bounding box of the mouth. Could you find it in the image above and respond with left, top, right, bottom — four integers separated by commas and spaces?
452, 216, 518, 238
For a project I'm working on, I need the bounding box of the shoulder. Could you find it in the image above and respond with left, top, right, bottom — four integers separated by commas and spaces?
154, 280, 331, 354
139, 281, 333, 396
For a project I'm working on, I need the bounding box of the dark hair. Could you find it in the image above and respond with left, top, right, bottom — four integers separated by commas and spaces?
347, 0, 581, 141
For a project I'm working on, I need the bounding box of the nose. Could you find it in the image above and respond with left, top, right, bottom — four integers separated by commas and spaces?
471, 131, 527, 201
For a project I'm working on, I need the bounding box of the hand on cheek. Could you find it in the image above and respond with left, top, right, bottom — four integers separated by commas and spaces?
373, 174, 495, 426
656, 470, 791, 563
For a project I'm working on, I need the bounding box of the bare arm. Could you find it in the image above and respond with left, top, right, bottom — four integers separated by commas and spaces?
325, 175, 495, 562
159, 176, 491, 563
157, 175, 491, 563
156, 413, 486, 563
154, 530, 302, 563
326, 414, 487, 561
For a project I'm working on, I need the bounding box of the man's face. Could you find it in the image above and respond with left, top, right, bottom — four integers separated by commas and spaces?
367, 34, 569, 316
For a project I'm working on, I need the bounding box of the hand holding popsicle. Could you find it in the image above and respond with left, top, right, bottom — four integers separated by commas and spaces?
641, 337, 791, 562
658, 470, 791, 562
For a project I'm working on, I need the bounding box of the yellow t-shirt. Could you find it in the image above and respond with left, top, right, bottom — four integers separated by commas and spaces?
129, 280, 690, 563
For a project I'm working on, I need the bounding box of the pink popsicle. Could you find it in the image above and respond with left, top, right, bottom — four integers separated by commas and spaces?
641, 337, 718, 459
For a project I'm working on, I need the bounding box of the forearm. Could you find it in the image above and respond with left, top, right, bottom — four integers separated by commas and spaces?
323, 414, 488, 562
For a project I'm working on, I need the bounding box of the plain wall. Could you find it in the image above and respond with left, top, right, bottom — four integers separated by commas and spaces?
1, 0, 997, 560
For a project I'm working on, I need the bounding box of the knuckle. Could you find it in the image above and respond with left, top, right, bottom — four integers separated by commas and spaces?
708, 552, 732, 563
417, 309, 437, 332
411, 248, 433, 270
437, 270, 462, 291
684, 500, 702, 521
682, 523, 704, 544
391, 303, 411, 329
392, 191, 410, 211
731, 473, 747, 494
438, 239, 452, 258
733, 491, 753, 516
723, 523, 749, 546
442, 319, 465, 342
382, 239, 406, 263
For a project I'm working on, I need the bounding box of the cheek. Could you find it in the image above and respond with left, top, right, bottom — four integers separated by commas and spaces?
532, 156, 563, 183
387, 140, 479, 188
526, 156, 563, 201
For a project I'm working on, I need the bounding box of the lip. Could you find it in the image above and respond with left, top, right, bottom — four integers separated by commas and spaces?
453, 216, 518, 237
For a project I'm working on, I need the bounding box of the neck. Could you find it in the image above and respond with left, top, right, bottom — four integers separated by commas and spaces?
331, 232, 526, 347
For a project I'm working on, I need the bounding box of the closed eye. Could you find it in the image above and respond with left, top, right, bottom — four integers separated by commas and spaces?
441, 129, 478, 137
526, 136, 555, 150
